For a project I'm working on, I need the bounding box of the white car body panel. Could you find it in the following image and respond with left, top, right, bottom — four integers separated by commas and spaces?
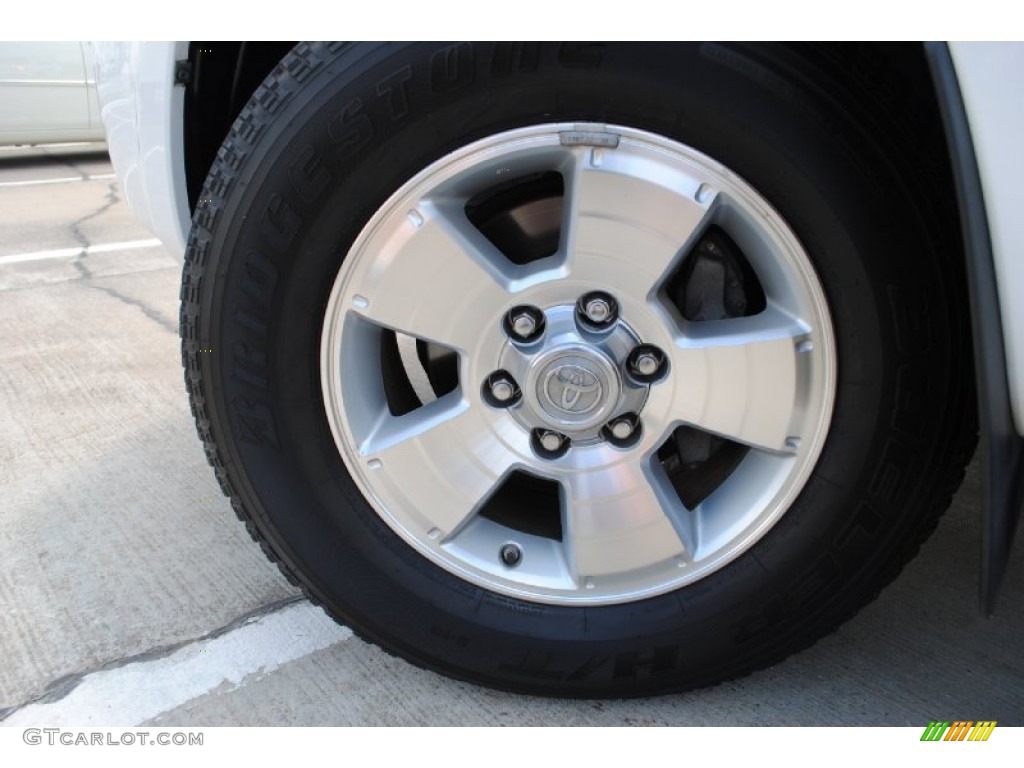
94, 42, 1024, 433
950, 42, 1024, 436
94, 41, 190, 256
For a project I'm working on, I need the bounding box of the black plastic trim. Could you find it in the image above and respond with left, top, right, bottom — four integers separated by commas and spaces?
173, 59, 192, 87
925, 41, 1024, 615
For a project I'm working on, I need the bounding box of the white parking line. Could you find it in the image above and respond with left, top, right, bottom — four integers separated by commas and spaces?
0, 173, 117, 188
0, 238, 162, 266
0, 142, 100, 151
3, 601, 351, 726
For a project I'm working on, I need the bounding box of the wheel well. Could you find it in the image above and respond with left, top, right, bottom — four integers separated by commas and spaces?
183, 41, 296, 209
182, 43, 959, 241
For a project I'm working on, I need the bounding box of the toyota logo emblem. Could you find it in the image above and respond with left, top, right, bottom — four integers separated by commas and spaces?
544, 364, 603, 414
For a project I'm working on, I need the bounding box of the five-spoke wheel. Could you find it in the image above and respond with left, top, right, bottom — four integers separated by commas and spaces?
321, 124, 835, 604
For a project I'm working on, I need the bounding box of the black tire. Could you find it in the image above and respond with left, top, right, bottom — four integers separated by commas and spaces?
182, 42, 975, 696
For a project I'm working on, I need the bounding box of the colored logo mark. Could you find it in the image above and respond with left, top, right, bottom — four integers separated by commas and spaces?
920, 721, 997, 741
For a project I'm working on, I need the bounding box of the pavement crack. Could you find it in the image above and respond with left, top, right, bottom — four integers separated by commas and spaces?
70, 181, 121, 280
72, 256, 93, 281
86, 283, 179, 334
0, 595, 306, 722
42, 147, 91, 180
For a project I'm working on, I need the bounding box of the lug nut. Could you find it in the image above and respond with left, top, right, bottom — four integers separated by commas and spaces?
504, 305, 545, 343
483, 370, 520, 407
532, 428, 569, 458
512, 313, 536, 338
626, 344, 667, 382
604, 413, 642, 447
585, 298, 611, 323
540, 431, 564, 452
634, 353, 659, 376
576, 291, 618, 330
491, 379, 515, 402
610, 417, 635, 441
500, 543, 522, 567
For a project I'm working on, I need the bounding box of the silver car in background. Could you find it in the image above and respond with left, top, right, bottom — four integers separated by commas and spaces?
0, 41, 105, 146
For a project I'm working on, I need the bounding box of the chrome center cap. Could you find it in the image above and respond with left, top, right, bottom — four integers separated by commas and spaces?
528, 346, 620, 433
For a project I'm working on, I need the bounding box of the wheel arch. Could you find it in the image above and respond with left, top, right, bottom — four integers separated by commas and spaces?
926, 42, 1023, 613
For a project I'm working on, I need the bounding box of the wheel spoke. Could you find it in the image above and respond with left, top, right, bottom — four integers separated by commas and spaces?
690, 451, 789, 560
562, 147, 717, 299
361, 395, 516, 538
561, 459, 690, 584
666, 303, 810, 453
348, 200, 514, 352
